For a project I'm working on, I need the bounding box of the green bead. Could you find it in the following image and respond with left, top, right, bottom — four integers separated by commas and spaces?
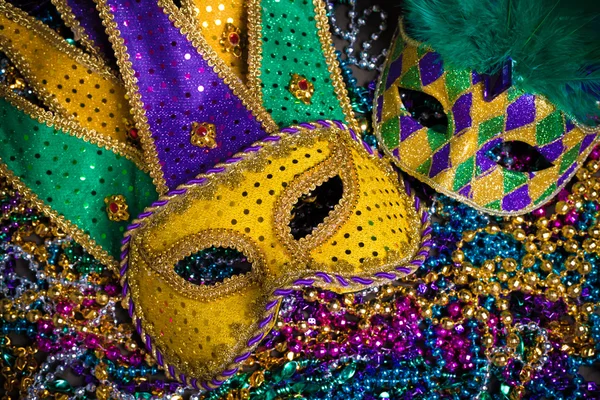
47, 379, 72, 393
339, 361, 357, 381
281, 360, 298, 379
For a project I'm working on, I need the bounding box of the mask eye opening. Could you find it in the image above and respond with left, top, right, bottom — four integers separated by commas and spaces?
398, 87, 448, 134
290, 175, 344, 240
174, 247, 253, 286
485, 141, 554, 172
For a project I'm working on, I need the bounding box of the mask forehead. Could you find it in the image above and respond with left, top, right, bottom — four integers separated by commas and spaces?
122, 122, 428, 388
375, 33, 600, 215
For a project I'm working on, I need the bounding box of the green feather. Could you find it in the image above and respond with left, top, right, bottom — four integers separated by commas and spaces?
404, 0, 600, 126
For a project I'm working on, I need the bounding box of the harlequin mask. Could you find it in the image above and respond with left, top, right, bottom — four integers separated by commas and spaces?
374, 1, 600, 215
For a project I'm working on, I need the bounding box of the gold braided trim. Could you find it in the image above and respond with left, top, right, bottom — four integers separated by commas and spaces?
246, 0, 263, 108
312, 0, 358, 131
50, 0, 108, 63
0, 86, 147, 171
95, 0, 278, 195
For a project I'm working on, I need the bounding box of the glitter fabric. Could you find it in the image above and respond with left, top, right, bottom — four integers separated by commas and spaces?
58, 0, 114, 60
186, 0, 248, 80
374, 29, 600, 215
102, 0, 275, 191
0, 97, 156, 261
250, 0, 350, 127
0, 4, 130, 145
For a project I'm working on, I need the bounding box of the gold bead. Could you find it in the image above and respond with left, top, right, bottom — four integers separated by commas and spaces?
424, 272, 439, 284
482, 260, 496, 275
567, 284, 582, 298
555, 201, 570, 215
358, 319, 371, 330
524, 241, 538, 253
455, 274, 469, 285
522, 254, 536, 269
540, 260, 553, 272
500, 311, 513, 324
565, 256, 579, 271
96, 385, 112, 400
578, 261, 592, 275
342, 294, 354, 306
589, 226, 600, 239
497, 271, 509, 282
327, 300, 341, 312
582, 347, 596, 358
492, 352, 508, 367
303, 290, 318, 302
452, 250, 465, 264
485, 225, 501, 234
437, 294, 450, 306
581, 303, 595, 314
476, 309, 489, 322
0, 298, 12, 312
562, 225, 577, 238
463, 230, 476, 242
421, 307, 433, 319
440, 317, 454, 330
496, 299, 509, 311
524, 272, 538, 285
26, 310, 41, 323
482, 334, 494, 348
249, 370, 265, 388
47, 286, 62, 299
573, 182, 587, 195
506, 333, 520, 348
488, 282, 502, 296
564, 239, 579, 253
458, 290, 472, 302
512, 229, 527, 241
501, 258, 518, 272
546, 273, 561, 287
96, 291, 110, 306
541, 242, 557, 254
94, 363, 109, 381
462, 305, 475, 318
582, 238, 598, 252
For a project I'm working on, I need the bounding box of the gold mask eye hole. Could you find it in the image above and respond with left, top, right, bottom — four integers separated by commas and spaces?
289, 175, 344, 240
399, 87, 448, 134
174, 247, 253, 286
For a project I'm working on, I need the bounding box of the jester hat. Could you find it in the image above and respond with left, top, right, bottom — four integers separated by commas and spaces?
374, 0, 600, 215
0, 0, 429, 389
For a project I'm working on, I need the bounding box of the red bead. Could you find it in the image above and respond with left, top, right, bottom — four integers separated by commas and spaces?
195, 126, 208, 136
109, 202, 119, 213
228, 32, 240, 46
298, 79, 309, 91
129, 128, 139, 140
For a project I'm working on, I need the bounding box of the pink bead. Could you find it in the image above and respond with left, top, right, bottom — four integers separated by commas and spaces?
84, 335, 100, 349
56, 301, 74, 316
448, 302, 461, 317
590, 146, 600, 160
532, 207, 546, 217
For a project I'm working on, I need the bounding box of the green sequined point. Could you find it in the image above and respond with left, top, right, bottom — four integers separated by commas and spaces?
259, 0, 346, 127
0, 98, 157, 258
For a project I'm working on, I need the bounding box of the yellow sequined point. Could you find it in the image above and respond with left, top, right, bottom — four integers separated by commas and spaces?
220, 22, 243, 57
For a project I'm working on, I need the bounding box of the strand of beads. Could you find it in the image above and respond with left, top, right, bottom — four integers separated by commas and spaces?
326, 0, 388, 71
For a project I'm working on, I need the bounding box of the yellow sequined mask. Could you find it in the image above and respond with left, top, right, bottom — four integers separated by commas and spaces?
122, 121, 428, 388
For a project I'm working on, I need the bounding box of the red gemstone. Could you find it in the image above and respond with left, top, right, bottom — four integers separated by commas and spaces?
298, 79, 309, 91
129, 128, 139, 140
228, 32, 240, 46
109, 202, 119, 213
196, 126, 208, 136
